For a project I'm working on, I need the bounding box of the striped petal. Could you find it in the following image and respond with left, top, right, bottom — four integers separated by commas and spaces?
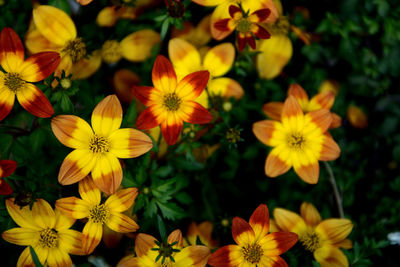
32, 199, 56, 229
105, 187, 138, 213
273, 208, 307, 234
58, 229, 84, 255
253, 120, 283, 147
179, 101, 212, 124
19, 52, 61, 82
315, 219, 353, 245
79, 176, 101, 205
207, 245, 242, 267
231, 216, 255, 245
113, 69, 141, 104
203, 43, 235, 77
54, 209, 76, 231
0, 159, 17, 178
33, 5, 77, 46
251, 24, 271, 39
134, 233, 158, 257
249, 8, 271, 23
293, 161, 320, 184
174, 246, 211, 267
249, 204, 270, 242
305, 109, 332, 134
136, 105, 165, 130
0, 82, 15, 121
5, 198, 40, 230
55, 197, 91, 219
82, 221, 103, 254
309, 91, 335, 110
168, 38, 201, 80
175, 70, 210, 101
16, 247, 35, 267
152, 55, 177, 94
58, 149, 96, 185
131, 85, 163, 107
0, 27, 24, 73
265, 149, 291, 178
109, 128, 153, 159
46, 247, 72, 267
319, 135, 340, 161
281, 96, 304, 130
259, 255, 288, 267
262, 102, 283, 121
16, 83, 54, 118
120, 30, 160, 62
168, 229, 183, 247
91, 153, 123, 195
330, 113, 342, 129
259, 232, 298, 256
161, 113, 183, 145
91, 95, 123, 137
106, 212, 139, 233
2, 228, 38, 246
51, 115, 93, 149
300, 202, 322, 227
314, 246, 349, 267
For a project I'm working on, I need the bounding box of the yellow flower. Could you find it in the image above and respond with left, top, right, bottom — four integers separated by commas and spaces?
253, 96, 341, 184
117, 229, 211, 267
51, 94, 153, 194
171, 15, 212, 48
273, 202, 354, 267
168, 38, 244, 108
55, 177, 139, 254
2, 198, 83, 267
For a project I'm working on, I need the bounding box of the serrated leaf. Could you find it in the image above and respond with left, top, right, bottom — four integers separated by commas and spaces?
156, 201, 185, 220
143, 199, 158, 218
157, 215, 167, 242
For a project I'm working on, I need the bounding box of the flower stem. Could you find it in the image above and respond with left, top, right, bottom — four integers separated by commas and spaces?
323, 161, 344, 218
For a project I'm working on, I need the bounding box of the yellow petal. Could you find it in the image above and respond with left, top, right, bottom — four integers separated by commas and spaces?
273, 207, 307, 235
203, 42, 235, 77
314, 245, 349, 267
96, 6, 120, 27
106, 213, 139, 233
104, 187, 138, 213
207, 77, 244, 99
46, 247, 72, 267
91, 153, 123, 195
300, 202, 322, 227
82, 221, 103, 254
78, 176, 101, 205
91, 95, 123, 137
120, 30, 160, 62
191, 0, 226, 6
55, 197, 91, 219
58, 229, 84, 255
174, 246, 211, 267
58, 149, 97, 185
316, 219, 353, 245
16, 247, 35, 267
54, 208, 76, 231
2, 228, 38, 246
109, 128, 153, 159
25, 28, 62, 54
51, 115, 93, 149
32, 199, 56, 229
33, 5, 77, 46
168, 38, 201, 80
5, 198, 40, 230
71, 50, 102, 80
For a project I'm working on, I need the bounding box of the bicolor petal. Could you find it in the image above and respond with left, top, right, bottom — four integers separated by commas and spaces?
207, 245, 242, 267
249, 204, 270, 242
91, 153, 123, 195
51, 115, 93, 149
82, 220, 103, 254
109, 128, 153, 158
161, 113, 183, 145
78, 176, 101, 205
210, 3, 234, 40
16, 83, 54, 118
46, 247, 72, 267
251, 24, 271, 39
293, 160, 319, 184
174, 246, 211, 267
315, 219, 353, 245
152, 55, 177, 94
19, 52, 60, 82
2, 228, 38, 246
175, 70, 210, 101
207, 77, 244, 100
106, 213, 139, 233
309, 91, 335, 110
104, 187, 138, 213
231, 217, 255, 245
0, 83, 15, 121
58, 229, 84, 255
120, 30, 160, 62
314, 245, 349, 267
167, 229, 183, 247
249, 8, 271, 23
265, 149, 291, 178
58, 149, 96, 185
262, 102, 283, 121
55, 197, 91, 219
273, 208, 307, 234
134, 233, 158, 257
259, 232, 298, 256
281, 96, 304, 129
305, 109, 332, 134
136, 105, 165, 130
287, 84, 309, 109
0, 159, 17, 178
203, 42, 235, 77
16, 247, 35, 267
179, 101, 213, 124
91, 94, 123, 137
168, 38, 201, 80
253, 120, 284, 147
0, 27, 24, 73
319, 135, 341, 161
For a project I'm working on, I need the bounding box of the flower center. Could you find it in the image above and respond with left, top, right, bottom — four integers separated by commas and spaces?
38, 228, 59, 248
4, 73, 25, 93
241, 243, 263, 264
62, 38, 86, 63
101, 40, 122, 64
300, 231, 321, 252
89, 135, 110, 153
163, 93, 181, 111
89, 204, 109, 224
236, 18, 252, 32
287, 132, 306, 150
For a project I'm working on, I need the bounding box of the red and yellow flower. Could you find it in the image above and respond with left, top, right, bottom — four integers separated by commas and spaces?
273, 202, 353, 267
252, 96, 341, 184
208, 204, 298, 266
51, 94, 153, 194
132, 55, 213, 145
0, 159, 17, 195
0, 27, 59, 121
2, 198, 83, 267
214, 5, 271, 51
117, 229, 211, 267
168, 38, 243, 108
263, 83, 342, 128
55, 176, 139, 254
184, 221, 218, 249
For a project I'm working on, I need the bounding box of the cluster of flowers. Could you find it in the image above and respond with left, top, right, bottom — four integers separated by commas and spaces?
0, 0, 363, 266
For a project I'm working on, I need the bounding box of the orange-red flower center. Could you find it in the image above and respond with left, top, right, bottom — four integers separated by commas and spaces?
62, 37, 86, 63
89, 204, 109, 224
38, 227, 59, 248
241, 243, 263, 264
163, 92, 181, 111
89, 135, 110, 153
287, 132, 306, 150
4, 72, 25, 93
300, 230, 321, 252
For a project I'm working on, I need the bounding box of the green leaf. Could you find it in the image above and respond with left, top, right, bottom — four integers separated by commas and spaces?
157, 215, 167, 242
160, 19, 170, 40
29, 246, 44, 267
48, 0, 71, 15
156, 201, 185, 220
122, 101, 137, 127
60, 93, 74, 113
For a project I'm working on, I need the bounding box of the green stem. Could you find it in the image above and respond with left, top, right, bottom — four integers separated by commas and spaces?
323, 161, 344, 218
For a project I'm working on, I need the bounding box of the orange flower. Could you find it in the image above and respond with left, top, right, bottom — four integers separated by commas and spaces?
51, 94, 153, 194
208, 204, 298, 266
132, 55, 213, 145
56, 177, 139, 254
214, 5, 271, 51
117, 229, 211, 267
0, 159, 16, 195
253, 96, 341, 183
263, 83, 342, 128
184, 221, 218, 249
347, 105, 368, 129
0, 27, 59, 120
273, 202, 353, 267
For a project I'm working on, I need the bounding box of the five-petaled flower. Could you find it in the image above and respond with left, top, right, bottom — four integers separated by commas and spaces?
56, 176, 140, 254
51, 94, 153, 194
117, 229, 211, 267
0, 159, 17, 195
132, 55, 213, 145
252, 96, 341, 184
273, 202, 354, 267
2, 198, 84, 267
0, 27, 59, 121
208, 204, 298, 266
214, 5, 271, 51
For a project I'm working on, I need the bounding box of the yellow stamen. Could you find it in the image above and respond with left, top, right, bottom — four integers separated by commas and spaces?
287, 132, 306, 150
300, 230, 321, 252
101, 40, 122, 64
62, 38, 86, 63
89, 204, 109, 224
38, 228, 59, 248
4, 73, 25, 93
89, 135, 110, 153
241, 243, 263, 264
163, 93, 181, 111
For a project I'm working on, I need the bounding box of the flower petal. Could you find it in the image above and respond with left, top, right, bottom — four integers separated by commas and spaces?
249, 204, 270, 242
46, 247, 72, 267
253, 120, 284, 147
25, 28, 62, 54
5, 198, 40, 230
249, 8, 271, 23
319, 135, 341, 161
315, 219, 353, 245
109, 128, 153, 158
179, 101, 213, 124
262, 102, 283, 121
33, 5, 77, 46
32, 245, 49, 266
251, 24, 271, 39
131, 85, 161, 106
104, 187, 138, 213
273, 207, 307, 234
294, 161, 320, 184
134, 233, 158, 257
300, 202, 322, 227
16, 247, 35, 267
208, 77, 244, 99
191, 0, 226, 6
16, 83, 54, 118
174, 246, 211, 267
314, 246, 349, 267
120, 30, 160, 62
168, 38, 201, 80
136, 105, 165, 130
91, 94, 123, 137
0, 159, 17, 178
113, 69, 141, 104
2, 228, 38, 246
309, 91, 335, 110
78, 176, 101, 204
32, 198, 56, 229
210, 3, 234, 40
203, 42, 235, 77
58, 229, 84, 255
71, 50, 102, 80
281, 95, 304, 130
161, 113, 183, 145
55, 197, 91, 219
51, 115, 93, 149
175, 70, 210, 101
82, 221, 103, 254
0, 180, 13, 195
305, 109, 332, 134
168, 229, 183, 247
106, 213, 139, 233
265, 149, 292, 178
259, 232, 298, 256
0, 82, 15, 121
152, 55, 177, 94
259, 255, 289, 267
19, 52, 61, 82
91, 153, 123, 195
232, 216, 255, 245
287, 84, 309, 110
54, 208, 76, 231
330, 112, 342, 129
58, 149, 96, 185
207, 245, 242, 267
0, 27, 24, 73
